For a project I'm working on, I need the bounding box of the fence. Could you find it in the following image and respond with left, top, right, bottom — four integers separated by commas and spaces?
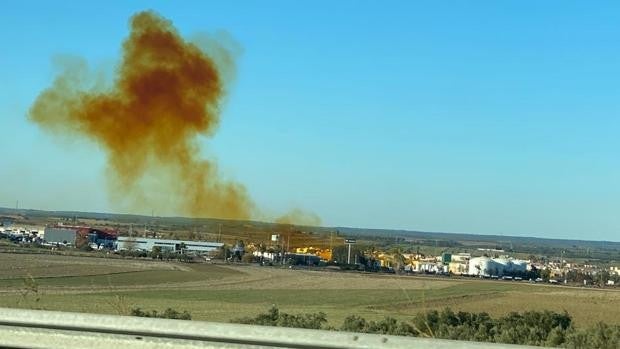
0, 307, 539, 349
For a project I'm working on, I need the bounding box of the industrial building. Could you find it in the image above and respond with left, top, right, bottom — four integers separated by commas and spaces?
446, 253, 471, 275
43, 227, 79, 245
287, 253, 321, 266
468, 256, 528, 277
116, 237, 222, 253
44, 226, 117, 248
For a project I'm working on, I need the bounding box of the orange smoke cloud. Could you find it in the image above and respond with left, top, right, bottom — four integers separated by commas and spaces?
274, 208, 321, 227
29, 11, 253, 219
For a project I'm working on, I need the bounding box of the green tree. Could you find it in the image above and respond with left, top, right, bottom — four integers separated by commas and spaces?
232, 307, 620, 348
331, 245, 364, 265
388, 247, 406, 273
597, 270, 610, 286
233, 306, 327, 330
541, 268, 551, 281
565, 322, 620, 349
151, 246, 162, 259
341, 315, 369, 333
217, 244, 231, 260
131, 307, 191, 320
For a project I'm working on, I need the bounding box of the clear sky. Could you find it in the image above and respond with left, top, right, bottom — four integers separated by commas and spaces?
1, 1, 618, 241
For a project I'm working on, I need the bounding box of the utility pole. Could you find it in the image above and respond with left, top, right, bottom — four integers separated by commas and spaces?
280, 234, 285, 266
345, 239, 356, 265
347, 243, 351, 264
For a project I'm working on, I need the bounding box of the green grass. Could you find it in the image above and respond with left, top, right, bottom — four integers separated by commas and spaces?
4, 281, 615, 328
0, 269, 207, 287
0, 253, 618, 328
0, 253, 234, 288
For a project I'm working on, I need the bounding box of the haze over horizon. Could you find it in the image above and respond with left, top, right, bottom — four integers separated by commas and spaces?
1, 1, 618, 241
2, 204, 619, 244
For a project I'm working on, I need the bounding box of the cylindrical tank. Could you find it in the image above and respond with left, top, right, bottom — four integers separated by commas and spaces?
468, 257, 481, 275
484, 258, 492, 275
494, 258, 509, 266
469, 256, 493, 276
470, 257, 529, 276
512, 260, 527, 273
492, 258, 509, 275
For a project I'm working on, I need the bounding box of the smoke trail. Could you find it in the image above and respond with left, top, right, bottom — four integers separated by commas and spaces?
29, 11, 254, 219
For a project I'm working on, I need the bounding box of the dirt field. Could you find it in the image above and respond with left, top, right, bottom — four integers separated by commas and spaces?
0, 253, 618, 328
0, 253, 184, 278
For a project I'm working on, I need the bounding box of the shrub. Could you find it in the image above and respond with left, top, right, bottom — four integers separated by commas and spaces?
130, 307, 191, 320
232, 306, 620, 348
233, 306, 327, 329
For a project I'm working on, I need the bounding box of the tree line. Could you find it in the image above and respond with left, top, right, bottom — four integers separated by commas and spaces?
231, 306, 619, 349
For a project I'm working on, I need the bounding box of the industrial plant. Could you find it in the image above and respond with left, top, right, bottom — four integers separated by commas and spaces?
116, 237, 223, 254
467, 256, 529, 277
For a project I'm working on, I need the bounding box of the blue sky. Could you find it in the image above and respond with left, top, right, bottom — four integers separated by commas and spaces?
1, 1, 618, 240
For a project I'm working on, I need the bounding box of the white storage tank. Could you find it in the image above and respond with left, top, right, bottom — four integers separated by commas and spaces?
495, 258, 511, 275
512, 260, 528, 273
469, 256, 494, 276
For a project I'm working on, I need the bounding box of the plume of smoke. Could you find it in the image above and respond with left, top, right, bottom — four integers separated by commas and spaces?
29, 10, 321, 226
274, 208, 321, 226
29, 11, 253, 219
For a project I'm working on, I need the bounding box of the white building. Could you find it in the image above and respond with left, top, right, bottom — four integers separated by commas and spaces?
451, 253, 471, 263
116, 237, 222, 253
468, 256, 528, 277
252, 251, 283, 261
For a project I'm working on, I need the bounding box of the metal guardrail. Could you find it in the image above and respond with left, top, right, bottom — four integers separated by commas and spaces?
0, 307, 540, 349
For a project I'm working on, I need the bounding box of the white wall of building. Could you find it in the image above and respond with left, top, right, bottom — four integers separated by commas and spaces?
468, 257, 528, 276
117, 237, 222, 253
